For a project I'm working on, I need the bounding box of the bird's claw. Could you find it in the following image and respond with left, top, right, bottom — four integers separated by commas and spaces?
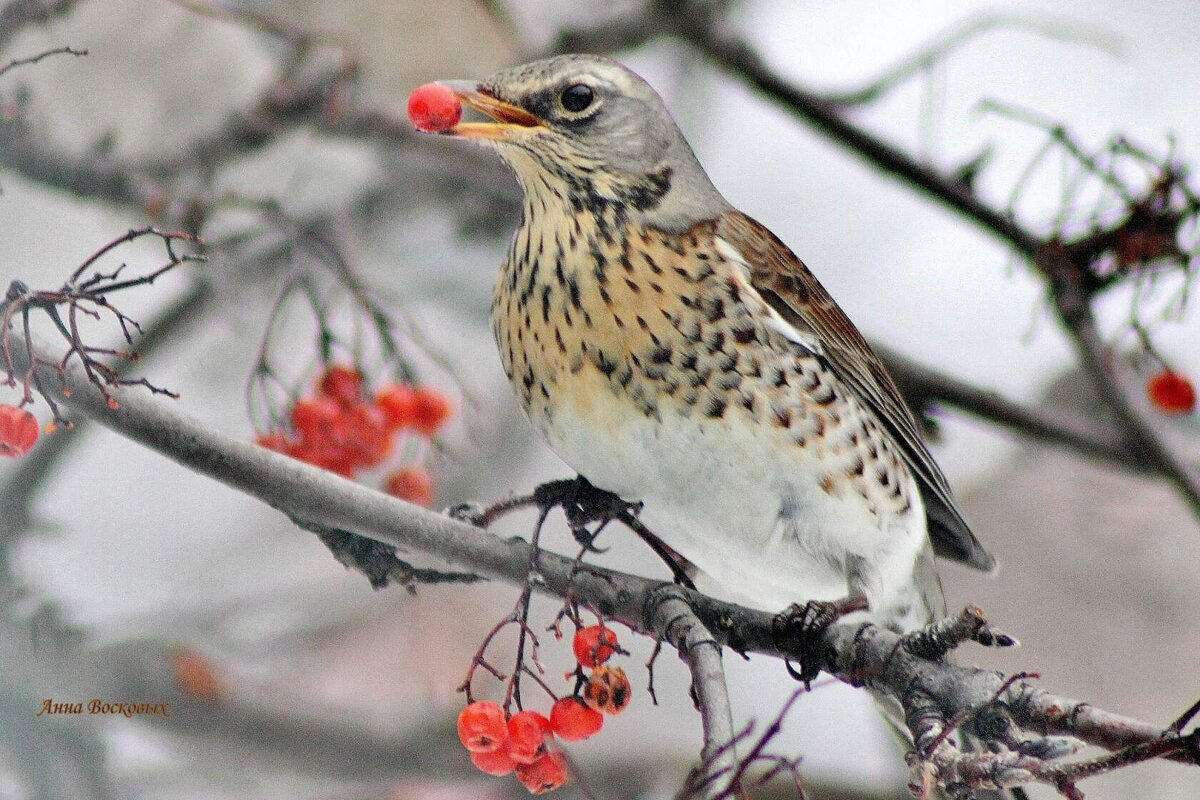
772, 596, 868, 688
533, 476, 640, 529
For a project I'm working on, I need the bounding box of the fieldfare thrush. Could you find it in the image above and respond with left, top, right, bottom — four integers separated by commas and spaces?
434, 54, 994, 643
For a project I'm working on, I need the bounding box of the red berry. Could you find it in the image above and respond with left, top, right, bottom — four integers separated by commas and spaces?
410, 386, 453, 436
456, 701, 507, 753
407, 82, 462, 133
0, 405, 39, 458
506, 710, 552, 766
470, 745, 514, 776
583, 665, 631, 715
374, 383, 417, 431
171, 647, 223, 701
385, 466, 434, 506
549, 696, 603, 741
290, 396, 345, 442
318, 365, 364, 407
341, 403, 393, 467
572, 625, 618, 668
515, 751, 568, 795
1148, 370, 1196, 415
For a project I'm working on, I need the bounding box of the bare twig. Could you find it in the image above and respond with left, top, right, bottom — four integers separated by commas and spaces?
0, 279, 211, 556
1044, 248, 1200, 516
664, 8, 1040, 254
2, 228, 203, 423
681, 690, 809, 800
0, 44, 85, 78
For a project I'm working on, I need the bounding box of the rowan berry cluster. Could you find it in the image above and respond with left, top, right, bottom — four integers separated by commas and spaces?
255, 364, 452, 505
0, 404, 39, 458
457, 625, 630, 794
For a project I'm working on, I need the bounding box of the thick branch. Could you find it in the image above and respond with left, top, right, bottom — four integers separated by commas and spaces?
7, 329, 1195, 794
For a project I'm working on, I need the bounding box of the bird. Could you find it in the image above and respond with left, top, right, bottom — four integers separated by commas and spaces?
434, 54, 994, 646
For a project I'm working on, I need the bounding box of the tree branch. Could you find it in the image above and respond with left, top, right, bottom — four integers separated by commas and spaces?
672, 9, 1042, 254
874, 344, 1154, 472
0, 43, 511, 230
819, 13, 1122, 107
1043, 249, 1200, 516
0, 280, 212, 553
648, 586, 737, 797
7, 327, 1197, 795
0, 44, 85, 78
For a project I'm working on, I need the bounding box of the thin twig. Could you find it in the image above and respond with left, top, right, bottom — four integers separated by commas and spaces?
0, 44, 85, 78
0, 279, 211, 556
1044, 251, 1200, 516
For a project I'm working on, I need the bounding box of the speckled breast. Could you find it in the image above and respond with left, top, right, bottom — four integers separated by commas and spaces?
490, 207, 913, 525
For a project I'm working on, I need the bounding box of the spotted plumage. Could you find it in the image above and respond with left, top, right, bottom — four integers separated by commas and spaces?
439, 54, 992, 635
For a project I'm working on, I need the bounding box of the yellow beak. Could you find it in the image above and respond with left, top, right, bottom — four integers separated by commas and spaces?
438, 81, 544, 141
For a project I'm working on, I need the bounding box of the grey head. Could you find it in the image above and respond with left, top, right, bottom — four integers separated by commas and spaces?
438, 54, 731, 232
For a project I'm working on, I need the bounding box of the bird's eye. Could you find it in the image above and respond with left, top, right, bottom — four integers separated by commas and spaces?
560, 83, 594, 113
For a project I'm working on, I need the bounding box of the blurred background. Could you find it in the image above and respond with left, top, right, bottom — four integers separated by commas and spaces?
1, 1, 1199, 798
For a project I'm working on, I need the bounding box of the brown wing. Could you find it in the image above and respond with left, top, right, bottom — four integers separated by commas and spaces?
717, 210, 995, 572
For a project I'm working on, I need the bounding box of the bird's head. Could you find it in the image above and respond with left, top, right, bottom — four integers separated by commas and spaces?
438, 54, 728, 231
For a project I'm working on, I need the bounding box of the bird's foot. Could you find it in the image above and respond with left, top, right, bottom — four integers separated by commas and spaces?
533, 476, 697, 589
445, 478, 640, 540
772, 596, 869, 688
450, 476, 697, 589
532, 476, 642, 551
902, 605, 1018, 661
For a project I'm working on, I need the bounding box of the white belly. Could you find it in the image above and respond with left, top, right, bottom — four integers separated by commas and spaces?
540, 400, 930, 620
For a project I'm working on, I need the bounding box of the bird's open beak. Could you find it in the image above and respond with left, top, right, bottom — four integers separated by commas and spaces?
438, 80, 544, 140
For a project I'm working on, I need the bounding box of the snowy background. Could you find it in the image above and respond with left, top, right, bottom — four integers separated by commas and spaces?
2, 1, 1199, 798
